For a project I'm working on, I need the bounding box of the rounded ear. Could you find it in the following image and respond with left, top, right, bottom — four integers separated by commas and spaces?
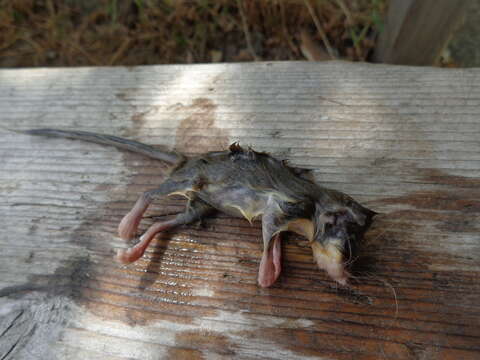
322, 206, 376, 228
346, 204, 377, 227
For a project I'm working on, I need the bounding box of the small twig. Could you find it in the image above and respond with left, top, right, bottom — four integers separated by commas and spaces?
19, 35, 43, 54
109, 38, 131, 65
335, 0, 353, 25
279, 0, 298, 56
237, 0, 260, 61
303, 0, 336, 60
300, 29, 330, 61
70, 42, 100, 65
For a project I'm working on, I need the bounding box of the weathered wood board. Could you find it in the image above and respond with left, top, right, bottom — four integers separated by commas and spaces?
0, 62, 479, 360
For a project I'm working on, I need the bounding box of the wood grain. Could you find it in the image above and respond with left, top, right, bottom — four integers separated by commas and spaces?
1, 62, 479, 360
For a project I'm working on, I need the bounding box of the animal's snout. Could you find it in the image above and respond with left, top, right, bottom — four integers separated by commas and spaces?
311, 241, 349, 285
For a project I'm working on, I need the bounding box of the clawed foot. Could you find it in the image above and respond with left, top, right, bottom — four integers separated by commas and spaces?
116, 220, 176, 265
116, 234, 149, 264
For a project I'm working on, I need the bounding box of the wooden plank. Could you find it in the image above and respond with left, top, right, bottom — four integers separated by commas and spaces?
0, 62, 480, 360
374, 0, 470, 65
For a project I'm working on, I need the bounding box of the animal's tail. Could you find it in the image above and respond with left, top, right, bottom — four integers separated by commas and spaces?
22, 128, 184, 164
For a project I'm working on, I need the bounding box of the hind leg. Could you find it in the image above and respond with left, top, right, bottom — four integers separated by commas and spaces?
117, 198, 214, 264
258, 200, 287, 288
118, 179, 189, 240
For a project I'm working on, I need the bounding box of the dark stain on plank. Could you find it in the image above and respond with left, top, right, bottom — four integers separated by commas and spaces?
174, 330, 237, 357
165, 347, 204, 360
420, 168, 480, 188
376, 190, 480, 213
175, 98, 230, 154
0, 255, 92, 302
0, 256, 92, 359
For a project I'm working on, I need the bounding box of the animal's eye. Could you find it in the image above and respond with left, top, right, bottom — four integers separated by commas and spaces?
323, 221, 333, 235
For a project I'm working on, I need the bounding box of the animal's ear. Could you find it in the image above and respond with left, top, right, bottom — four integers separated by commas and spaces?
319, 204, 376, 229
345, 205, 377, 227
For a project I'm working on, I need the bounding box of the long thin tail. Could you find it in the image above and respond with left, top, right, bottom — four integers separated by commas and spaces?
22, 128, 184, 164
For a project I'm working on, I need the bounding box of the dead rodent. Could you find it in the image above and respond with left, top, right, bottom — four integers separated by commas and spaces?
23, 129, 376, 288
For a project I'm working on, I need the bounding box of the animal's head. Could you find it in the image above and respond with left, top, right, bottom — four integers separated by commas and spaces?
310, 204, 376, 285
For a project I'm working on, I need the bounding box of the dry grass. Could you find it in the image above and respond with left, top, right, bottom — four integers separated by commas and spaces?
0, 0, 385, 67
